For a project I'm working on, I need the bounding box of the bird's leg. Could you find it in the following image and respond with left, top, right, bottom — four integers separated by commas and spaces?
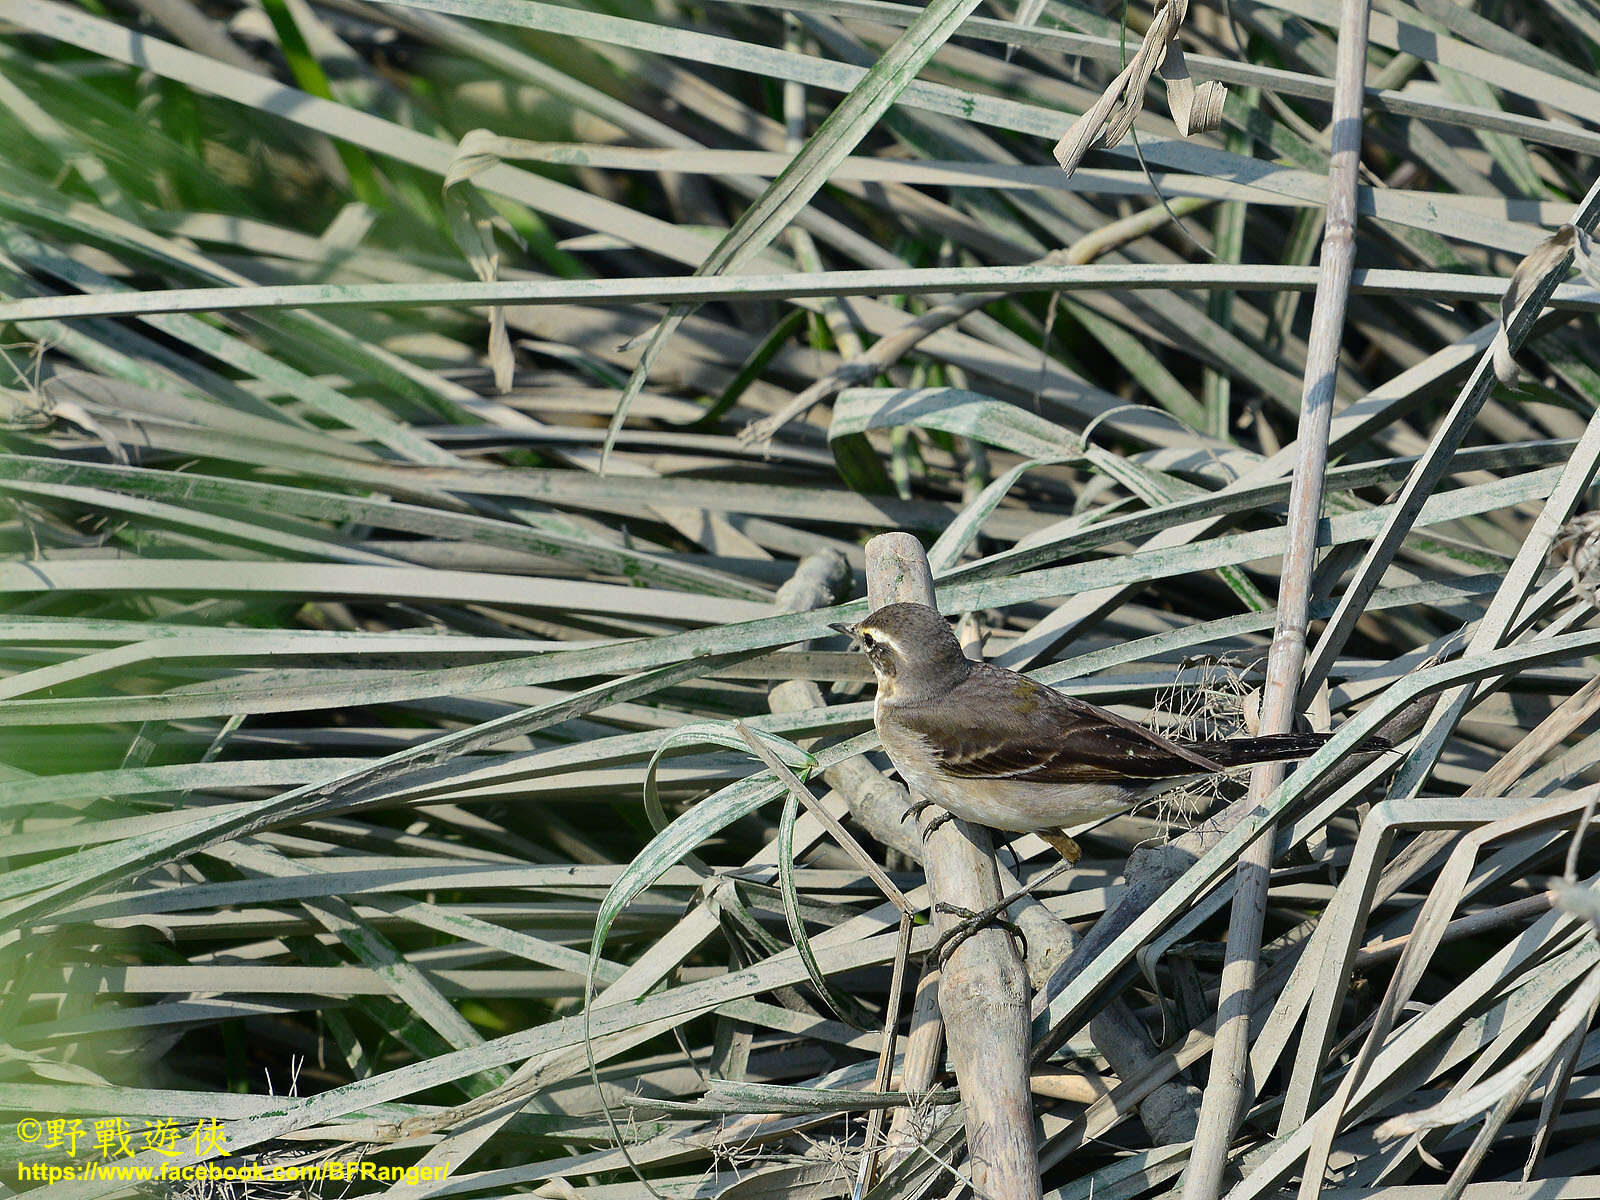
930, 901, 1028, 967
1041, 829, 1083, 864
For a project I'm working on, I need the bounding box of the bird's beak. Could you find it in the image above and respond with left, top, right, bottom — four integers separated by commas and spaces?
829, 621, 860, 643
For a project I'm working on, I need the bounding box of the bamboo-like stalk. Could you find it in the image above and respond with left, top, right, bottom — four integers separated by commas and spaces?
1179, 3, 1372, 1196
865, 532, 1042, 1200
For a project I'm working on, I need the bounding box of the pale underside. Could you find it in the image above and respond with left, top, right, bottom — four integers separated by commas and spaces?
895, 760, 1149, 832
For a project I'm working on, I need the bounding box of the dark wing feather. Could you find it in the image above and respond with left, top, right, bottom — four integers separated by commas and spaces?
895, 663, 1225, 783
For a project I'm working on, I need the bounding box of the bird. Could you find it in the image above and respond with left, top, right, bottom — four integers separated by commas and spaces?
832, 602, 1387, 862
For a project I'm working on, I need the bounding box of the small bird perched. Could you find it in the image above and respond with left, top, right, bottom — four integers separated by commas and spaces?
833, 602, 1385, 861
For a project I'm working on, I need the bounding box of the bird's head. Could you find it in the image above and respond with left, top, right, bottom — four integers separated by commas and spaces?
829, 602, 972, 703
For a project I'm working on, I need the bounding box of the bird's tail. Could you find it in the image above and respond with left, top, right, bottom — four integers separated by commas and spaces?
1181, 731, 1391, 768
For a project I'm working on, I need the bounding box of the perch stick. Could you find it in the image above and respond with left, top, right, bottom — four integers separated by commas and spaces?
866, 532, 1041, 1199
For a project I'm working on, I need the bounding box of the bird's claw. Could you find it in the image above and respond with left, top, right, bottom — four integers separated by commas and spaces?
930, 900, 1028, 967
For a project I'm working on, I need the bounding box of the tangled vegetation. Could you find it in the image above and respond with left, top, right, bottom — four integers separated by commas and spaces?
2, 0, 1600, 1195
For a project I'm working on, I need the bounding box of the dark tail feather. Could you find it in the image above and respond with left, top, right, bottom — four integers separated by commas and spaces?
1182, 731, 1391, 768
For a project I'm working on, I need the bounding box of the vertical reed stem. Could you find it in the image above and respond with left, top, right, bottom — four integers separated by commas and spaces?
1180, 3, 1370, 1195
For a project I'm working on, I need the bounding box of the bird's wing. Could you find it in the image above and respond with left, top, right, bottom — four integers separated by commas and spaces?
897, 664, 1224, 782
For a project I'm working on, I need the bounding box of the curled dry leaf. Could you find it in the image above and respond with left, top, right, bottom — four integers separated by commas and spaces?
1493, 224, 1576, 385
1053, 0, 1225, 177
443, 128, 536, 394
